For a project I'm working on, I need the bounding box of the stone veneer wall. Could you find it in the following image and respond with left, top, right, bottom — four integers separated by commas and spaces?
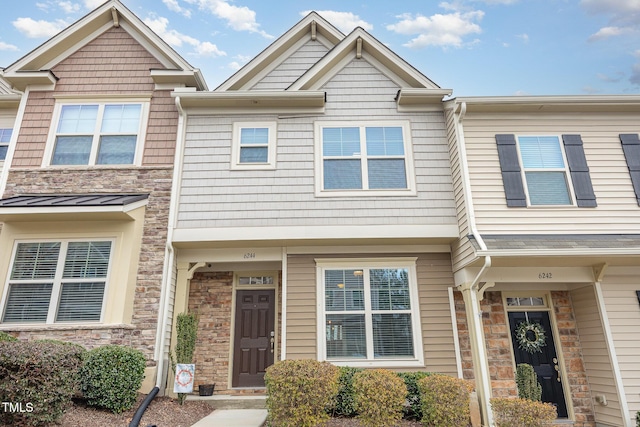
3, 166, 172, 365
455, 290, 595, 427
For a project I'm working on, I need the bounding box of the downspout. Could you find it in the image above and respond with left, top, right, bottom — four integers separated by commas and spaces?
154, 95, 186, 392
452, 100, 494, 426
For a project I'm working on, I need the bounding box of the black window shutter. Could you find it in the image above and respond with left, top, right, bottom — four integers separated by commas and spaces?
619, 134, 640, 205
562, 134, 597, 207
496, 134, 526, 207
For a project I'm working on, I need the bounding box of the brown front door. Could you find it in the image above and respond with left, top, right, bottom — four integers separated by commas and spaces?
508, 311, 568, 418
232, 289, 275, 387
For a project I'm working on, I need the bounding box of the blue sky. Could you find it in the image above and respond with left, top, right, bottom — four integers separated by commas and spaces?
1, 0, 640, 96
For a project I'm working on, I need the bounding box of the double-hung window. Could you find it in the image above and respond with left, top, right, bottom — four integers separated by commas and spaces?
48, 102, 146, 166
517, 136, 573, 205
231, 122, 276, 169
1, 240, 112, 324
0, 128, 11, 161
316, 121, 415, 196
316, 258, 423, 367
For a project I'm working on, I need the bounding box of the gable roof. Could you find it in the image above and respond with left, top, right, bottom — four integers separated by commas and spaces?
1, 0, 206, 91
216, 11, 344, 91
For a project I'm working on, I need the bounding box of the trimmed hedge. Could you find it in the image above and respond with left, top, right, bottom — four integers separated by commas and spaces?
333, 366, 362, 417
491, 397, 557, 427
418, 374, 474, 427
398, 371, 432, 420
353, 369, 407, 427
80, 345, 146, 414
265, 359, 339, 427
0, 340, 85, 426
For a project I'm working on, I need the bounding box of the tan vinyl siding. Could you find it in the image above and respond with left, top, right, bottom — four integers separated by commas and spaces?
11, 26, 174, 168
285, 252, 458, 376
178, 58, 457, 229
463, 112, 640, 234
600, 267, 640, 421
444, 108, 476, 271
251, 40, 330, 90
571, 285, 624, 427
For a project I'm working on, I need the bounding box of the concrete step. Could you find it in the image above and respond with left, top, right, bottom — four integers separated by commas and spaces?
186, 394, 267, 410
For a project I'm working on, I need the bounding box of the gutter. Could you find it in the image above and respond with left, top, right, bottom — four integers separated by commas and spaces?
450, 99, 494, 426
154, 95, 186, 392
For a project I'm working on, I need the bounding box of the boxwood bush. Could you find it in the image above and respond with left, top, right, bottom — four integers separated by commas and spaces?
353, 369, 407, 427
418, 374, 474, 427
80, 345, 146, 413
0, 340, 85, 426
265, 359, 339, 427
491, 397, 557, 427
333, 366, 362, 417
398, 371, 432, 420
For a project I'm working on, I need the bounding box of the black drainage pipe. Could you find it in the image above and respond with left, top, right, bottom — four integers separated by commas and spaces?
128, 386, 160, 427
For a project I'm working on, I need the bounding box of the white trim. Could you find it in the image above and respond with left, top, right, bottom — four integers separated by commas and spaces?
281, 247, 288, 359
42, 99, 150, 168
172, 224, 459, 244
231, 121, 277, 170
0, 87, 29, 197
313, 120, 417, 197
315, 257, 425, 368
448, 286, 464, 378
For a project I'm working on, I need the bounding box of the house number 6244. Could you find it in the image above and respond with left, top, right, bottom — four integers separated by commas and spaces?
538, 272, 553, 279
243, 252, 256, 259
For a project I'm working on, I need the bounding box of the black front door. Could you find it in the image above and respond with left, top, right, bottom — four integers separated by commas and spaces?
508, 311, 568, 418
232, 289, 275, 387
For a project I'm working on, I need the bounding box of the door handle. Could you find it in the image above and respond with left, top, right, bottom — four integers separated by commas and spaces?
270, 331, 275, 354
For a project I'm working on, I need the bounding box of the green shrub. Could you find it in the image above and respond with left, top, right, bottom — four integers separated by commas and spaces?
171, 311, 199, 405
333, 366, 362, 417
398, 371, 432, 420
516, 363, 542, 401
636, 410, 639, 427
0, 340, 85, 426
353, 369, 407, 427
265, 359, 339, 427
418, 374, 474, 427
0, 331, 17, 342
491, 397, 557, 427
80, 345, 146, 414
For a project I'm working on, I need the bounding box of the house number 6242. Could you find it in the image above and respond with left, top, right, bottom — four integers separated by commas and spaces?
243, 252, 256, 259
538, 272, 553, 279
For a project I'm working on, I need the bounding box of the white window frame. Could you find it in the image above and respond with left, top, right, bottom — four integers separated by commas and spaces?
42, 99, 150, 167
0, 128, 12, 162
314, 121, 417, 197
231, 122, 277, 170
516, 135, 575, 207
315, 257, 424, 368
0, 238, 114, 325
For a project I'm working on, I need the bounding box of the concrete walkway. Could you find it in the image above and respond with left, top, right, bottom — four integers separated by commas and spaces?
190, 409, 267, 427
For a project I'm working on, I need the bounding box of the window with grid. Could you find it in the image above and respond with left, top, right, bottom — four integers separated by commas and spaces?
232, 122, 276, 169
2, 240, 112, 323
50, 103, 144, 166
517, 136, 572, 205
0, 128, 12, 161
321, 124, 410, 191
319, 261, 421, 365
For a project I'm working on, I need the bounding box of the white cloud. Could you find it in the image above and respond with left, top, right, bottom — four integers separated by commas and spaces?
300, 10, 373, 33
12, 17, 69, 38
228, 61, 242, 71
163, 0, 192, 18
83, 0, 105, 9
582, 0, 640, 41
475, 0, 518, 4
144, 16, 226, 57
516, 33, 529, 43
0, 41, 19, 51
630, 50, 640, 85
57, 1, 81, 14
387, 8, 484, 49
185, 0, 273, 38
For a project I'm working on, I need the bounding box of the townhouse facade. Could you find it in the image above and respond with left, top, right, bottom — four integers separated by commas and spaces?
0, 0, 205, 391
0, 2, 639, 427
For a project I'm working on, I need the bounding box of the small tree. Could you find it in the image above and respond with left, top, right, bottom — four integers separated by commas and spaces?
516, 363, 542, 401
171, 311, 199, 404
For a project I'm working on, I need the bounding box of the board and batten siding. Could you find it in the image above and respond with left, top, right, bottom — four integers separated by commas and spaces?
600, 267, 640, 422
250, 39, 330, 91
177, 58, 457, 229
285, 252, 458, 376
570, 285, 624, 427
462, 112, 640, 234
